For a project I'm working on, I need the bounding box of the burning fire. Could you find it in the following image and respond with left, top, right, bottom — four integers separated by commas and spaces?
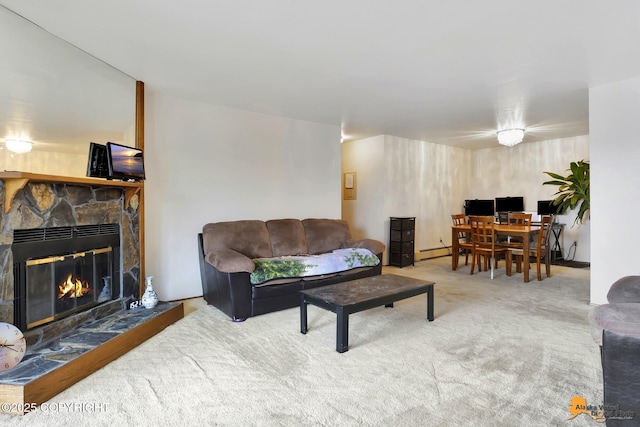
58, 274, 91, 299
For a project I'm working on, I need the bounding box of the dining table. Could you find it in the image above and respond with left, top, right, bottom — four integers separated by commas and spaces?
451, 223, 541, 282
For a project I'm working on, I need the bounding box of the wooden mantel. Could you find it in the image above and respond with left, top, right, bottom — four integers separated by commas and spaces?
0, 171, 143, 214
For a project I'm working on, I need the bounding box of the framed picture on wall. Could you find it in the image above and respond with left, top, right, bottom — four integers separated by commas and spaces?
345, 173, 354, 189
344, 172, 356, 200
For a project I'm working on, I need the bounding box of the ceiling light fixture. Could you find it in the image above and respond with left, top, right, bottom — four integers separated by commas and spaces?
496, 128, 525, 147
5, 138, 33, 154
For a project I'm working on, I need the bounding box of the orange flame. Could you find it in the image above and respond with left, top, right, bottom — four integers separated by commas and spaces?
57, 274, 90, 299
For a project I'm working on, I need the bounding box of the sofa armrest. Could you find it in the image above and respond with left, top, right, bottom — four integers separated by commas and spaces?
344, 238, 386, 256
205, 248, 255, 273
607, 275, 640, 303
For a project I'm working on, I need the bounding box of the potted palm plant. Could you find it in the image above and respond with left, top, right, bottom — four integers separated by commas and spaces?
543, 160, 590, 225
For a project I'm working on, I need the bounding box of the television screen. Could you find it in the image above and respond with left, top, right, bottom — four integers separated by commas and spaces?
106, 142, 145, 181
538, 200, 559, 215
495, 196, 524, 212
464, 199, 495, 216
86, 142, 108, 178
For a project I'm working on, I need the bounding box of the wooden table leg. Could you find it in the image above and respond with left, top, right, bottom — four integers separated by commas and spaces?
523, 233, 530, 283
451, 227, 459, 270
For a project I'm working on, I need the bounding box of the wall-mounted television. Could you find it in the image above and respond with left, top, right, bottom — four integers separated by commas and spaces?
537, 200, 559, 215
86, 142, 109, 178
464, 199, 495, 216
495, 196, 524, 213
106, 142, 145, 181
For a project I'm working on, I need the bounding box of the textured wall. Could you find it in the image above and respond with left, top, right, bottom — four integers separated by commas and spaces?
342, 136, 472, 264
472, 135, 590, 262
342, 134, 590, 265
383, 136, 472, 254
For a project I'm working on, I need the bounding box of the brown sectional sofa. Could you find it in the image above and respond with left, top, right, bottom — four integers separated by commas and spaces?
198, 218, 385, 321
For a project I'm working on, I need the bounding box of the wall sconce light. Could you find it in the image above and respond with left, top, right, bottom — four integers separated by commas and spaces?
496, 128, 525, 147
4, 138, 33, 154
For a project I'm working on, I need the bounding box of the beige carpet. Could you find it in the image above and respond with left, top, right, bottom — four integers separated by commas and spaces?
1, 257, 602, 426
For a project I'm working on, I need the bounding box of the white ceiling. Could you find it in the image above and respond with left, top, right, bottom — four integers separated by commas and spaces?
3, 0, 640, 149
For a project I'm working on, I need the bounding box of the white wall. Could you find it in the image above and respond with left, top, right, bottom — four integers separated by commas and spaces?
471, 136, 590, 262
144, 92, 342, 301
342, 134, 590, 266
341, 135, 386, 244
0, 122, 134, 178
0, 150, 86, 177
342, 135, 472, 264
383, 136, 472, 255
143, 89, 596, 301
589, 76, 640, 304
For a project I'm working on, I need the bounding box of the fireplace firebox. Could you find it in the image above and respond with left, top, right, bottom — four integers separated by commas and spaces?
12, 224, 121, 331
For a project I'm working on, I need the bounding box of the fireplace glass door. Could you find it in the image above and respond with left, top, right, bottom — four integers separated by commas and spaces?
25, 247, 114, 329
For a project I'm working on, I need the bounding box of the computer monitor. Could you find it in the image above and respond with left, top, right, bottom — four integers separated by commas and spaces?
464, 199, 495, 216
86, 142, 109, 178
106, 142, 146, 181
495, 196, 524, 212
538, 200, 560, 215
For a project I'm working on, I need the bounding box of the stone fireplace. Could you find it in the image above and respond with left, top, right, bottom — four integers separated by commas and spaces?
0, 173, 185, 415
12, 224, 121, 331
0, 177, 141, 340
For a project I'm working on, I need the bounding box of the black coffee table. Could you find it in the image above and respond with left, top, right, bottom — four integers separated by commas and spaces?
299, 274, 435, 353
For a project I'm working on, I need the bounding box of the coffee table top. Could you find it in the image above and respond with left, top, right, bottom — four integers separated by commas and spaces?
299, 274, 434, 307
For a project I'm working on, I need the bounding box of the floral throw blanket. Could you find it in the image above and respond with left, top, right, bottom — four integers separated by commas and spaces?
250, 248, 380, 285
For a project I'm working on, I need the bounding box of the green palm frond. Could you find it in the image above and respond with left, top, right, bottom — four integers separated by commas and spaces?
542, 160, 590, 225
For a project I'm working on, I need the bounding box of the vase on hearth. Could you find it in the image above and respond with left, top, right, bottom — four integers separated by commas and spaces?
141, 276, 158, 309
98, 276, 112, 302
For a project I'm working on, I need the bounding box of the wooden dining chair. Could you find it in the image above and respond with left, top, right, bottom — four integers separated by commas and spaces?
506, 215, 554, 281
495, 212, 510, 245
469, 215, 507, 279
498, 212, 533, 249
508, 212, 532, 225
451, 213, 473, 267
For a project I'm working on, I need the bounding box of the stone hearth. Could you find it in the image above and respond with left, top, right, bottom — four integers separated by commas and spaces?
0, 301, 184, 414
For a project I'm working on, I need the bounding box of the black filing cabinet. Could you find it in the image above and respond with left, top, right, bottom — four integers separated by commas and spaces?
389, 217, 415, 267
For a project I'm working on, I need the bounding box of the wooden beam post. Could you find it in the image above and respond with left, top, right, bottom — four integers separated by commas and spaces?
136, 80, 146, 298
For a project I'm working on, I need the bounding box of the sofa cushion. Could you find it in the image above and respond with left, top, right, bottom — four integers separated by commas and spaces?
202, 220, 272, 259
303, 218, 351, 255
266, 219, 308, 257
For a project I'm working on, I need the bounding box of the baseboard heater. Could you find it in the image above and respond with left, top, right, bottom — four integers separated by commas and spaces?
415, 246, 452, 261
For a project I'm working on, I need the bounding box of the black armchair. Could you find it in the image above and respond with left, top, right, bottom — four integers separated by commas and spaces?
588, 276, 640, 426
600, 329, 640, 426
